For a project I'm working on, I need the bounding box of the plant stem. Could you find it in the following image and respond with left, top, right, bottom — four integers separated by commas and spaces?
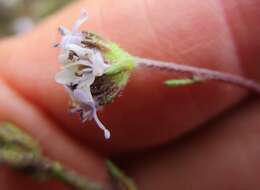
0, 122, 139, 190
135, 57, 260, 93
106, 160, 137, 190
0, 122, 102, 190
48, 161, 102, 190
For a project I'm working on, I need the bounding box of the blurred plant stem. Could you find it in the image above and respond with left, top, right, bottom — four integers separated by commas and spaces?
0, 122, 101, 190
107, 161, 137, 190
0, 122, 138, 190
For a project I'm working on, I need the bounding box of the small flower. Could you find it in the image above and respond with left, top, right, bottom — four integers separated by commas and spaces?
54, 10, 136, 139
55, 10, 110, 139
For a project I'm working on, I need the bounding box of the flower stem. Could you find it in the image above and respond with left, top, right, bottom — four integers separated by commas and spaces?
135, 57, 260, 93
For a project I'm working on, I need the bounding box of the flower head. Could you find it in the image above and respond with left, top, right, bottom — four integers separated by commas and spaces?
54, 10, 136, 139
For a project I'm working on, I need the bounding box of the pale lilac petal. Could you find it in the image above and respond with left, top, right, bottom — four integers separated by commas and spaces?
73, 88, 94, 104
90, 50, 110, 76
55, 69, 77, 84
75, 73, 95, 88
77, 68, 92, 75
56, 64, 93, 86
58, 25, 70, 36
73, 89, 110, 139
58, 50, 71, 64
73, 89, 95, 120
72, 10, 88, 34
64, 44, 92, 58
75, 60, 92, 67
60, 35, 83, 49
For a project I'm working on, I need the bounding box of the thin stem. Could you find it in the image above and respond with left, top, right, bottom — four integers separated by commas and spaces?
135, 57, 260, 93
106, 160, 138, 190
49, 161, 102, 190
165, 77, 203, 87
0, 122, 102, 190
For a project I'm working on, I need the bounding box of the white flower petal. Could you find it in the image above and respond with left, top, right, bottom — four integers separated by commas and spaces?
72, 10, 88, 34
73, 89, 111, 139
55, 69, 77, 84
90, 50, 110, 76
73, 73, 95, 87
64, 44, 92, 58
58, 25, 70, 36
75, 60, 92, 67
58, 50, 71, 65
60, 35, 83, 49
73, 88, 94, 104
78, 67, 92, 73
63, 61, 92, 70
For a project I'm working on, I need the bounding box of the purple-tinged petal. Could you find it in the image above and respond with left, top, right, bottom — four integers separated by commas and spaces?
73, 89, 110, 139
74, 74, 95, 88
58, 50, 71, 64
73, 88, 94, 104
60, 35, 83, 49
72, 9, 88, 34
58, 25, 70, 36
90, 50, 110, 76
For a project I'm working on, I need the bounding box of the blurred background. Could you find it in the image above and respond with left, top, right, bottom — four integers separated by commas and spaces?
0, 0, 75, 37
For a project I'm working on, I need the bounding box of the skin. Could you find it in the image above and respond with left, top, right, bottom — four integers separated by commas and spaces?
0, 0, 259, 189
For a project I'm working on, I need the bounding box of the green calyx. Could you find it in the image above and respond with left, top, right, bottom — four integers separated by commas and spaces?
103, 43, 136, 92
83, 31, 136, 105
102, 42, 136, 104
82, 31, 136, 86
104, 42, 136, 82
